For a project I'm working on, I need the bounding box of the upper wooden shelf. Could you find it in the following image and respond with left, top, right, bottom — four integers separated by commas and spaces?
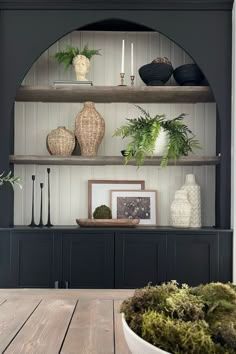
9, 155, 220, 166
15, 85, 215, 104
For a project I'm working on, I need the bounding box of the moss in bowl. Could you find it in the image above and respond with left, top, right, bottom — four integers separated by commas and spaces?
121, 281, 236, 354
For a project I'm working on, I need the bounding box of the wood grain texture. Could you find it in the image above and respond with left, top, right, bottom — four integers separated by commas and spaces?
0, 299, 6, 306
114, 300, 131, 354
4, 299, 76, 354
61, 299, 114, 354
10, 155, 220, 166
76, 218, 140, 227
0, 299, 40, 353
0, 289, 134, 300
16, 85, 215, 103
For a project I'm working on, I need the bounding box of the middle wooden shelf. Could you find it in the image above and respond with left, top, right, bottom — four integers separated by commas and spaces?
9, 155, 220, 166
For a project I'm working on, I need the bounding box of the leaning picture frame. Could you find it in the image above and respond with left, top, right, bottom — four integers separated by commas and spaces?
88, 180, 145, 218
110, 189, 157, 225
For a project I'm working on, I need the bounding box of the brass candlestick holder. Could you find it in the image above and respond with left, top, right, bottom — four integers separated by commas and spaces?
118, 72, 127, 86
130, 75, 135, 86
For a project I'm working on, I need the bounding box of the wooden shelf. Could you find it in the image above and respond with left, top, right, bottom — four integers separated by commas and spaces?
9, 155, 220, 166
15, 85, 215, 103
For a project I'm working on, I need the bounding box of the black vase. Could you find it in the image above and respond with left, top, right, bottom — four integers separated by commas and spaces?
173, 64, 204, 86
139, 62, 173, 86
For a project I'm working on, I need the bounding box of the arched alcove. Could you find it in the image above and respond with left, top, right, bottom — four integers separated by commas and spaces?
0, 6, 232, 228
13, 23, 217, 227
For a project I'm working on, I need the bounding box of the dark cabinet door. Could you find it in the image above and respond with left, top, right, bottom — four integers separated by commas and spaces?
11, 231, 61, 288
218, 231, 232, 282
0, 231, 12, 287
62, 232, 114, 288
167, 232, 219, 286
115, 232, 167, 288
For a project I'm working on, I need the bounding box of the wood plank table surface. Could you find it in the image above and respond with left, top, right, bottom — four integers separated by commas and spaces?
0, 289, 134, 354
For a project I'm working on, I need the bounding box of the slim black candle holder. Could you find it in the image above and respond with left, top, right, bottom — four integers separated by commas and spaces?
38, 182, 44, 227
28, 175, 37, 227
46, 168, 53, 227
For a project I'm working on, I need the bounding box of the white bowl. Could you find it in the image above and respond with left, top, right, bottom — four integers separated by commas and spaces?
121, 313, 170, 354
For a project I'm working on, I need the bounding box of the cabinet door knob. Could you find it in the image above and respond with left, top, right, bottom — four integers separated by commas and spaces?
65, 280, 69, 289
54, 280, 59, 289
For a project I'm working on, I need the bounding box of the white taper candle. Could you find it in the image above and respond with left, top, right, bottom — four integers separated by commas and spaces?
131, 43, 134, 75
121, 39, 125, 73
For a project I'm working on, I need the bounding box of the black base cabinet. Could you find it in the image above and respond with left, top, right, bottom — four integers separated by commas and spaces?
11, 231, 61, 288
166, 231, 232, 286
0, 231, 12, 287
115, 230, 233, 288
115, 231, 167, 288
62, 232, 114, 288
167, 233, 219, 286
0, 228, 232, 289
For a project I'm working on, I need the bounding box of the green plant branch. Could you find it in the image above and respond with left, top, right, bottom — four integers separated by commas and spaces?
0, 171, 22, 189
54, 45, 101, 70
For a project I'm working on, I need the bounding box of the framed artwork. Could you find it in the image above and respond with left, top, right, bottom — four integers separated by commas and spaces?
88, 180, 145, 218
110, 190, 157, 225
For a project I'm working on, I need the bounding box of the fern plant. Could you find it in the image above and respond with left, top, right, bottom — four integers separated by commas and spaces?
54, 45, 101, 70
113, 106, 200, 167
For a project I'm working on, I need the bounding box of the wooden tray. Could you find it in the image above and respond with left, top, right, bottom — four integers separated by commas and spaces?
76, 218, 140, 227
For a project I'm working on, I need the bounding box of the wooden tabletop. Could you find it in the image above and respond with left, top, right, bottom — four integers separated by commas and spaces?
0, 289, 134, 354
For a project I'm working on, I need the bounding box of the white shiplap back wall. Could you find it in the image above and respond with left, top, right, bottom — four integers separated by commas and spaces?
14, 31, 216, 226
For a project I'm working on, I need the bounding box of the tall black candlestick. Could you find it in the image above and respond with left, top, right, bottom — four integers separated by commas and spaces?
46, 168, 53, 227
29, 175, 37, 227
38, 183, 44, 227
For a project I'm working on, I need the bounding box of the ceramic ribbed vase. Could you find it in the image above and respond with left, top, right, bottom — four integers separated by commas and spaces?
46, 126, 75, 156
181, 174, 201, 227
74, 102, 105, 156
170, 190, 192, 228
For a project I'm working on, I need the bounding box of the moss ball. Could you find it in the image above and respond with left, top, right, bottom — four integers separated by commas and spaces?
93, 205, 112, 219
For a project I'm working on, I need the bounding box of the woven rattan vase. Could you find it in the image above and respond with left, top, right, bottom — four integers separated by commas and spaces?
47, 126, 75, 156
74, 102, 105, 156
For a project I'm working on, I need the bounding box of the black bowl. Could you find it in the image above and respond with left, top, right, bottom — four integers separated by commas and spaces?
121, 150, 135, 157
139, 62, 173, 86
173, 64, 204, 86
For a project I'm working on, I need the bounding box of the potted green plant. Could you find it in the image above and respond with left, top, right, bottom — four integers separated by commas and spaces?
0, 171, 21, 189
113, 106, 200, 167
121, 281, 236, 354
54, 44, 101, 81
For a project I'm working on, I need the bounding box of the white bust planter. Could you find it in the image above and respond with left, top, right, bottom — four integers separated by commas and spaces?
122, 314, 170, 354
72, 54, 90, 81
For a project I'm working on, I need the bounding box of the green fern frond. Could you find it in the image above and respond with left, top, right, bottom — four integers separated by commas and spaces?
113, 106, 201, 167
54, 44, 101, 70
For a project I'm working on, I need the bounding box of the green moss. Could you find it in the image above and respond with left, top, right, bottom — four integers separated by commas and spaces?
93, 205, 112, 219
141, 310, 216, 354
210, 313, 236, 350
165, 284, 205, 321
121, 281, 236, 353
192, 283, 236, 309
121, 281, 179, 326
